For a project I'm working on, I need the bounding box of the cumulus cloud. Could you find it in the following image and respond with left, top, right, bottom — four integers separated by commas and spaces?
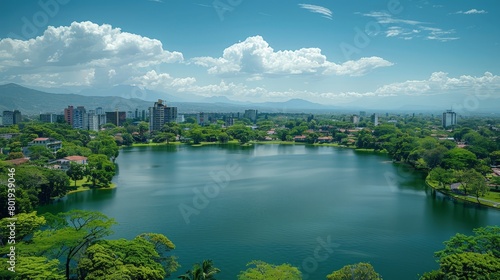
374, 72, 500, 96
130, 70, 196, 90
192, 36, 393, 77
455, 9, 488, 15
298, 4, 333, 20
0, 21, 183, 88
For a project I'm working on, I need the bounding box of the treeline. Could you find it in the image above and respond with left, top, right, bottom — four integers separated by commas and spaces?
0, 123, 120, 217
0, 211, 498, 279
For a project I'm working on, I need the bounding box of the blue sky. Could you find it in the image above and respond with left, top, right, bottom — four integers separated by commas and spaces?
0, 0, 499, 109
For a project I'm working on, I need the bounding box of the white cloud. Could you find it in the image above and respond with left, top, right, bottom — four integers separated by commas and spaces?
298, 4, 333, 20
363, 11, 425, 26
0, 21, 183, 88
374, 72, 500, 96
455, 9, 488, 15
130, 70, 196, 90
130, 71, 500, 105
362, 12, 458, 41
192, 35, 393, 77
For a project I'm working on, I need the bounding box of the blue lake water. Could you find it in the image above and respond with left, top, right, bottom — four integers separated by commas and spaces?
39, 144, 500, 279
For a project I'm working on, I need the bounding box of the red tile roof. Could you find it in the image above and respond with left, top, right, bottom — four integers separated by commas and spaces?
5, 158, 29, 165
64, 156, 88, 162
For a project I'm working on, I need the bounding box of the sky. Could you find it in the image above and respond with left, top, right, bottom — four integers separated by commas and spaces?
0, 0, 499, 110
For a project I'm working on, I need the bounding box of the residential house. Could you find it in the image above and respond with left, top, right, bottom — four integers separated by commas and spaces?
28, 137, 62, 153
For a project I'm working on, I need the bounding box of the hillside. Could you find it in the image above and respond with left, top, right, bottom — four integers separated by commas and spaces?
0, 83, 152, 115
0, 83, 337, 115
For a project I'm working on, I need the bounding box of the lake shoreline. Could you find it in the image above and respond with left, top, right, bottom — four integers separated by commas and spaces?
425, 177, 499, 209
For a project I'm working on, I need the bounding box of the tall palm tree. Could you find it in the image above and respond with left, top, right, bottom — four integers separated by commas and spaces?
177, 260, 221, 280
200, 260, 221, 279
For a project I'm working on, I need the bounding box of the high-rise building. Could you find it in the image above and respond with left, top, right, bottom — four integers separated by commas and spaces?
359, 111, 366, 117
73, 106, 87, 129
197, 112, 209, 126
244, 109, 258, 123
149, 100, 177, 132
13, 110, 22, 124
2, 111, 14, 126
371, 113, 379, 126
351, 115, 359, 124
40, 113, 59, 123
64, 106, 74, 126
86, 113, 100, 131
442, 110, 457, 128
106, 111, 127, 127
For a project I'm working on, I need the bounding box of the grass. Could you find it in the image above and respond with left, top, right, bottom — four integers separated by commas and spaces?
131, 142, 182, 147
67, 178, 116, 195
426, 177, 500, 209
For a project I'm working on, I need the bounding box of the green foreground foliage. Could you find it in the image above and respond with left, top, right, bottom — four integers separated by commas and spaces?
0, 211, 498, 279
0, 210, 179, 280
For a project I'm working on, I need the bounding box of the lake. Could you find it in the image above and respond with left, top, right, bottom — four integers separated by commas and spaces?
39, 144, 500, 279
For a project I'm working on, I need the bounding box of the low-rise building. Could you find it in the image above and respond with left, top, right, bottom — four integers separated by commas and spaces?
49, 155, 88, 170
318, 136, 333, 143
28, 137, 62, 153
294, 135, 307, 142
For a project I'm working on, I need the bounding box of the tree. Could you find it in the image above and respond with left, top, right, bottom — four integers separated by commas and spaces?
237, 260, 301, 280
87, 135, 119, 160
67, 162, 85, 187
0, 211, 46, 245
434, 226, 500, 260
423, 146, 448, 169
28, 145, 55, 162
429, 168, 452, 189
165, 132, 176, 144
227, 125, 254, 144
421, 226, 500, 279
14, 256, 65, 280
441, 148, 478, 170
438, 252, 500, 279
218, 132, 230, 144
189, 129, 204, 144
79, 233, 179, 280
178, 259, 220, 280
19, 210, 116, 279
465, 170, 489, 203
138, 121, 149, 140
39, 169, 70, 204
326, 262, 382, 280
490, 150, 500, 166
7, 151, 24, 160
86, 154, 116, 187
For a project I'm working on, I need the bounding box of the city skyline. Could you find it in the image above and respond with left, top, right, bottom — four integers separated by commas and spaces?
0, 0, 499, 111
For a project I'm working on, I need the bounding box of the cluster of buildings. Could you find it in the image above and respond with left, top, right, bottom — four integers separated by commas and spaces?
36, 106, 150, 131
350, 112, 379, 126
191, 109, 258, 127
0, 110, 22, 126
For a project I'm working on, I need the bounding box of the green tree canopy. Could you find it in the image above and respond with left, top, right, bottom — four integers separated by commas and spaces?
86, 154, 116, 187
326, 262, 382, 280
237, 260, 301, 280
79, 234, 179, 280
441, 148, 478, 170
178, 259, 220, 280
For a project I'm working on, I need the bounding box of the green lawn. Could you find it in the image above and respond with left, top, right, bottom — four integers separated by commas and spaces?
67, 178, 116, 195
426, 178, 500, 208
131, 142, 182, 147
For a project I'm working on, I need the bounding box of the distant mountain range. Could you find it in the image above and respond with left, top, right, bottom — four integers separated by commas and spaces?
1, 83, 498, 116
0, 83, 336, 116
